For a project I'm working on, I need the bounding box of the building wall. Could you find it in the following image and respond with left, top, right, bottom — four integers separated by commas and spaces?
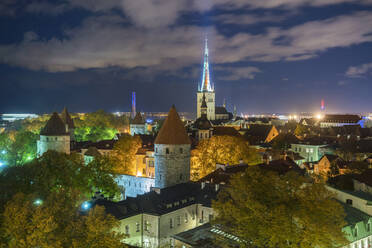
265, 126, 279, 143
116, 175, 155, 198
130, 124, 148, 135
197, 129, 212, 141
326, 186, 372, 216
353, 180, 372, 195
197, 92, 215, 120
291, 144, 325, 162
155, 144, 191, 189
37, 135, 70, 156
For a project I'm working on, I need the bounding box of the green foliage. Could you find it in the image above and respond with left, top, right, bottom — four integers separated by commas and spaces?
212, 166, 348, 248
0, 192, 126, 248
191, 135, 261, 180
0, 131, 37, 166
74, 126, 118, 142
0, 151, 120, 211
112, 134, 142, 175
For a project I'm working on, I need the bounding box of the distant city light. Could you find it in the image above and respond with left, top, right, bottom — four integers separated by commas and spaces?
34, 199, 43, 206
82, 201, 91, 210
316, 114, 323, 120
146, 119, 153, 123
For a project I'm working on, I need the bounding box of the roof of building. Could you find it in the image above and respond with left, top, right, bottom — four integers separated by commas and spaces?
173, 223, 241, 248
257, 158, 306, 175
213, 126, 241, 137
155, 105, 191, 145
84, 146, 102, 157
194, 115, 213, 130
60, 107, 75, 129
95, 182, 219, 219
353, 169, 372, 187
199, 164, 249, 184
321, 114, 361, 123
243, 124, 275, 144
341, 202, 371, 225
215, 106, 228, 115
131, 112, 145, 125
40, 112, 69, 136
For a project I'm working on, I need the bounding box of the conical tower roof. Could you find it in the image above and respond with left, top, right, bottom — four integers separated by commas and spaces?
155, 105, 191, 145
40, 112, 68, 136
60, 107, 75, 129
131, 112, 145, 125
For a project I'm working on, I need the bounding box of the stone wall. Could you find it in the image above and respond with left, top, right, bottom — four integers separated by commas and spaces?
37, 135, 70, 157
155, 144, 190, 189
116, 175, 155, 198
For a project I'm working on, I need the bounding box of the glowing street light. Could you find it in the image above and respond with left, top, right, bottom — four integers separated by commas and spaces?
316, 114, 323, 120
82, 201, 91, 210
34, 199, 43, 206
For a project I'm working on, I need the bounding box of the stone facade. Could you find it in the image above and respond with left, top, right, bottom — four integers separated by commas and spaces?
196, 91, 215, 121
155, 144, 190, 189
37, 134, 70, 156
116, 175, 155, 198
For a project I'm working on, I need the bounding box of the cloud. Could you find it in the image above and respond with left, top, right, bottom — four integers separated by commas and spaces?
1, 12, 372, 75
215, 66, 261, 80
215, 13, 287, 25
346, 62, 372, 78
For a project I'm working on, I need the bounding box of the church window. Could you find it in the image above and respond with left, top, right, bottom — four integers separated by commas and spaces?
170, 218, 173, 228
166, 148, 169, 154
136, 222, 140, 232
125, 225, 129, 235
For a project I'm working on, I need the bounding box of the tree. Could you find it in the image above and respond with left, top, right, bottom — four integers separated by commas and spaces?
294, 124, 308, 137
0, 192, 127, 248
212, 166, 348, 248
191, 136, 261, 180
0, 150, 120, 211
0, 131, 37, 166
112, 134, 142, 175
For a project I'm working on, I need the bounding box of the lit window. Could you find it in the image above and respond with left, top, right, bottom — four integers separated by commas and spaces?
144, 220, 149, 231
136, 222, 140, 232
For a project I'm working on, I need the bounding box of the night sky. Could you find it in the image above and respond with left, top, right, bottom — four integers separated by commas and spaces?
1, 0, 372, 115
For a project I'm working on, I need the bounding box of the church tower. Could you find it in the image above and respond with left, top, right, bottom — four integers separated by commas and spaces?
60, 107, 75, 141
154, 105, 191, 189
197, 38, 215, 120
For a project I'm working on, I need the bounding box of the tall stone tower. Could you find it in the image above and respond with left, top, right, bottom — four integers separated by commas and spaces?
37, 112, 70, 157
197, 38, 215, 120
154, 105, 191, 189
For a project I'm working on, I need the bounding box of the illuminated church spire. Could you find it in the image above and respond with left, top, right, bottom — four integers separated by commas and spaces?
200, 38, 213, 92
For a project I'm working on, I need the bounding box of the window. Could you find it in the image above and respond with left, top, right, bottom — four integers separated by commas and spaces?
136, 222, 140, 232
169, 218, 173, 228
156, 148, 158, 153
144, 221, 149, 231
177, 216, 181, 226
346, 199, 353, 205
125, 225, 129, 235
367, 222, 371, 232
143, 157, 146, 163
179, 148, 183, 154
354, 228, 358, 237
166, 148, 169, 154
179, 174, 183, 180
192, 210, 195, 220
200, 210, 204, 223
185, 213, 188, 223
205, 133, 208, 138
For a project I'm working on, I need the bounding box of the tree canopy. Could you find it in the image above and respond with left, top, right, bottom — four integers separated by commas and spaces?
212, 166, 348, 248
112, 134, 142, 175
191, 135, 261, 180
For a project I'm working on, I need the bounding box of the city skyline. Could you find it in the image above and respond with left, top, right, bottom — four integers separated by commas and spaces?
1, 1, 372, 114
